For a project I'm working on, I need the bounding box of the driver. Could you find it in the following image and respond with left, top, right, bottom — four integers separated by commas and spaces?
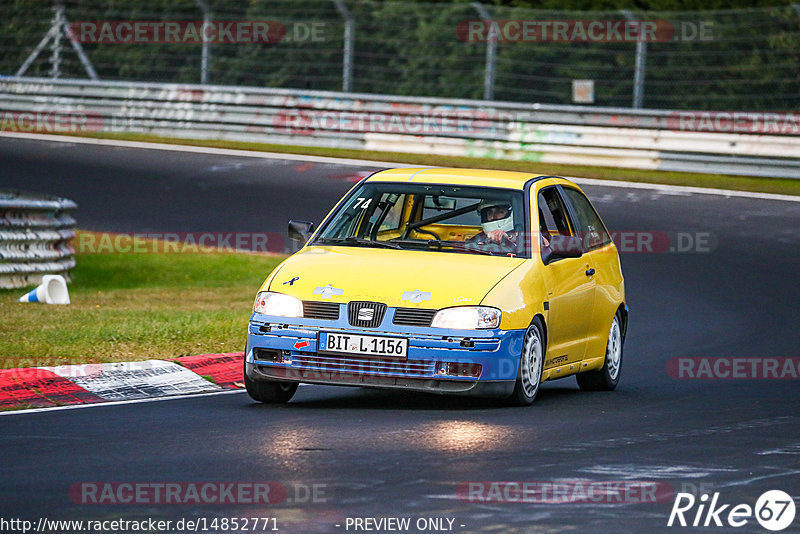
467, 200, 518, 250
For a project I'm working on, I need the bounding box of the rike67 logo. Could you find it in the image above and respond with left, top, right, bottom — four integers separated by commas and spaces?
668, 490, 795, 531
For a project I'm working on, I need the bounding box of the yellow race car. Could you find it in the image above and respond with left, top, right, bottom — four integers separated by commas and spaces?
245, 168, 627, 405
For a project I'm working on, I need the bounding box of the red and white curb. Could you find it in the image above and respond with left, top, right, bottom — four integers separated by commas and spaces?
0, 352, 244, 411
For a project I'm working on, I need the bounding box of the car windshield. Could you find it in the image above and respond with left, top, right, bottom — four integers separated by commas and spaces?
313, 182, 528, 257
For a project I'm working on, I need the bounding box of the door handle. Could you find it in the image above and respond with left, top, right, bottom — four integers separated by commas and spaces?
585, 268, 595, 276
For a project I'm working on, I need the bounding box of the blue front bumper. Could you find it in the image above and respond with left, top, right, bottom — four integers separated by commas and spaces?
245, 309, 524, 398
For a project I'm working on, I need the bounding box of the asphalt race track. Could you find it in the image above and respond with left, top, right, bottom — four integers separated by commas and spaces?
1, 136, 799, 533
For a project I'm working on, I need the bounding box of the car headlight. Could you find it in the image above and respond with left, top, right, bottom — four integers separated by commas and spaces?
431, 306, 501, 329
253, 291, 303, 317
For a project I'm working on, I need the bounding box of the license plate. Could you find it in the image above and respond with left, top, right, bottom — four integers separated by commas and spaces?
320, 332, 408, 359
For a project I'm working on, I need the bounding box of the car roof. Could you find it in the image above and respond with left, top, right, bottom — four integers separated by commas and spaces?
366, 168, 569, 190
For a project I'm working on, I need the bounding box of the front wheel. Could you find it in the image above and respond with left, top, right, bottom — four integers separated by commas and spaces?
577, 311, 623, 391
508, 319, 545, 406
244, 361, 298, 403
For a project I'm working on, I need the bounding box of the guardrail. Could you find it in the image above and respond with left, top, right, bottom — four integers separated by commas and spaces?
0, 190, 77, 289
1, 77, 798, 178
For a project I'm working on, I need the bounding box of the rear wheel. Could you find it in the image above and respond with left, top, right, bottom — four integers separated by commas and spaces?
577, 311, 623, 391
244, 361, 298, 403
508, 318, 545, 406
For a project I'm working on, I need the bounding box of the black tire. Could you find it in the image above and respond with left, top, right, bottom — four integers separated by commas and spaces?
577, 310, 624, 391
508, 318, 545, 406
244, 361, 298, 403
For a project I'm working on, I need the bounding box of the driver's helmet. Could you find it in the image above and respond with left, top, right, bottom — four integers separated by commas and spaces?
478, 199, 513, 234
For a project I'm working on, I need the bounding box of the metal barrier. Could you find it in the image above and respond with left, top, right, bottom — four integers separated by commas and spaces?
0, 190, 77, 289
0, 77, 798, 178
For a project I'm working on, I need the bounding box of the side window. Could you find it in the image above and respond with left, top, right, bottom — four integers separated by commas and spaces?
561, 187, 612, 251
376, 193, 406, 232
537, 188, 572, 238
537, 187, 574, 262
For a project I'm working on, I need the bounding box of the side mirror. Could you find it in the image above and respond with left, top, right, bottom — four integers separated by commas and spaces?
288, 220, 315, 243
542, 235, 583, 264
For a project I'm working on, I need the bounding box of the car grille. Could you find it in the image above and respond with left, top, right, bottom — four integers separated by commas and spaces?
292, 354, 435, 378
300, 302, 437, 326
347, 301, 386, 328
393, 307, 437, 327
302, 301, 340, 320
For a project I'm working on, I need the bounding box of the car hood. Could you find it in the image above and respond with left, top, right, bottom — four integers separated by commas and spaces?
266, 245, 526, 309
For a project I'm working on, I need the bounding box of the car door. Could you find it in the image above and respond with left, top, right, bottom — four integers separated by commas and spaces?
537, 186, 596, 367
560, 186, 617, 362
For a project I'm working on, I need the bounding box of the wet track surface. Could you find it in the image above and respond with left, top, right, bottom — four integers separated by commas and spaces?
1, 137, 799, 533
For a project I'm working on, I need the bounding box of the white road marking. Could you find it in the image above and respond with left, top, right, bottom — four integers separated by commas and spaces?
580, 464, 737, 479
719, 468, 800, 489
758, 442, 800, 455
2, 131, 799, 203
0, 383, 311, 416
547, 416, 796, 452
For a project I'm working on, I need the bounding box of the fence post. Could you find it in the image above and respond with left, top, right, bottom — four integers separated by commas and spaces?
49, 1, 64, 78
622, 10, 646, 109
15, 26, 59, 77
62, 14, 99, 80
472, 2, 496, 101
15, 1, 98, 80
194, 0, 212, 84
332, 0, 355, 92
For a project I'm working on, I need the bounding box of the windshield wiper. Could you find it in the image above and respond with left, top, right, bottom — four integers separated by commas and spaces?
316, 237, 402, 249
345, 236, 402, 249
424, 239, 497, 256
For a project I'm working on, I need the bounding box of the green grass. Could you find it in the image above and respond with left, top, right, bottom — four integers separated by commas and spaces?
0, 248, 284, 368
63, 131, 800, 197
